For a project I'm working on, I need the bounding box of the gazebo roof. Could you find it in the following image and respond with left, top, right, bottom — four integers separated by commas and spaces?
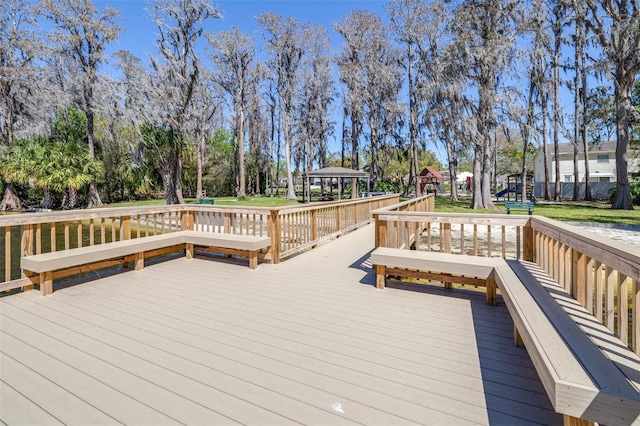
305, 167, 370, 179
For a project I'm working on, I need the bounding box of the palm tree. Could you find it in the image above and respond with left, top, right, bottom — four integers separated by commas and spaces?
41, 142, 104, 209
0, 139, 55, 208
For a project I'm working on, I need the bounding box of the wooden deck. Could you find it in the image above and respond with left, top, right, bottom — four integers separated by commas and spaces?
0, 224, 561, 425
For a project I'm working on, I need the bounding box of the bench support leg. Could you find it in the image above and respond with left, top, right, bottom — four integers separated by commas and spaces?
185, 243, 194, 260
134, 252, 144, 271
249, 250, 258, 269
514, 325, 524, 348
486, 277, 496, 306
375, 265, 386, 289
563, 415, 594, 426
40, 271, 53, 296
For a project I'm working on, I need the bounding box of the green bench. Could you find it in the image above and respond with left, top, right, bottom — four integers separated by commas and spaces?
505, 201, 534, 215
198, 198, 215, 204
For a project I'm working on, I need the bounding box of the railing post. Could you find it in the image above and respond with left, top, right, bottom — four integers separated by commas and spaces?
21, 225, 34, 291
120, 215, 131, 240
377, 217, 388, 248
335, 205, 342, 233
224, 212, 231, 234
443, 223, 452, 254
523, 221, 534, 262
181, 209, 194, 231
269, 209, 281, 264
311, 210, 318, 247
572, 249, 587, 307
5, 226, 11, 283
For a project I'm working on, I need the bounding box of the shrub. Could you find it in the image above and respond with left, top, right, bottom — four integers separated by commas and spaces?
608, 180, 640, 206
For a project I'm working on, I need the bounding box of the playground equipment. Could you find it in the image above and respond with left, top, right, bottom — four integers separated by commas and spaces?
495, 173, 538, 203
419, 167, 446, 194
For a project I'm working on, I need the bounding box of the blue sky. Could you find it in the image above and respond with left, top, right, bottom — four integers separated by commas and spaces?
99, 0, 387, 61
94, 0, 391, 159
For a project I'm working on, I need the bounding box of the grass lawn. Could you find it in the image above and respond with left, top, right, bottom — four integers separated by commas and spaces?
435, 196, 640, 225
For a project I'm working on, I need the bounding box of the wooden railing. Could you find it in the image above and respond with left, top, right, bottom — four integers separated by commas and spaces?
373, 197, 640, 354
0, 195, 398, 292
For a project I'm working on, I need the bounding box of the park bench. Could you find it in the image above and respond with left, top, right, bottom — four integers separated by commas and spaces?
198, 198, 215, 204
21, 230, 271, 296
505, 200, 534, 215
370, 247, 640, 425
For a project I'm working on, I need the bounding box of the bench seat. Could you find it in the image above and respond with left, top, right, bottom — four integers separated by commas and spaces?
496, 260, 640, 425
370, 247, 640, 424
370, 247, 502, 305
21, 231, 271, 296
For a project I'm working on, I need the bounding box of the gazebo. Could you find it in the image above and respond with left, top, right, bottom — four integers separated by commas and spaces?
304, 167, 370, 202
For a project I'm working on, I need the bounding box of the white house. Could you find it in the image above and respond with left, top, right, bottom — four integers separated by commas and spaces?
532, 141, 640, 199
534, 141, 640, 184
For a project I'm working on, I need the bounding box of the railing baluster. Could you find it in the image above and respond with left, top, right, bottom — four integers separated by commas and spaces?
619, 273, 629, 346
5, 226, 11, 282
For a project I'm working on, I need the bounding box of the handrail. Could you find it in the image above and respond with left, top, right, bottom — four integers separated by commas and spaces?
0, 194, 399, 292
373, 204, 640, 355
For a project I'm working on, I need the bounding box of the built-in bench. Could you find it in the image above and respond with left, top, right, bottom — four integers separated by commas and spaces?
495, 260, 640, 425
21, 231, 271, 296
370, 248, 640, 425
505, 201, 534, 215
370, 247, 502, 305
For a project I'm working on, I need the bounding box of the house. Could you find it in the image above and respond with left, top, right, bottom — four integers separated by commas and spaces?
533, 141, 640, 184
532, 141, 640, 199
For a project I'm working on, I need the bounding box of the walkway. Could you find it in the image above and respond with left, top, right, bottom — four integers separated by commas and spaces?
0, 224, 561, 425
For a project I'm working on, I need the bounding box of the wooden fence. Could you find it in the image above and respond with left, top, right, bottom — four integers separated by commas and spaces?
0, 195, 398, 292
373, 195, 640, 355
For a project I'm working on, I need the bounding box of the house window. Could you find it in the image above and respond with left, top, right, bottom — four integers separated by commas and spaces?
597, 154, 609, 163
564, 175, 573, 182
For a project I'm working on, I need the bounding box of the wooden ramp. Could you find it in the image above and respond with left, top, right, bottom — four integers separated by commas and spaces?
0, 224, 561, 425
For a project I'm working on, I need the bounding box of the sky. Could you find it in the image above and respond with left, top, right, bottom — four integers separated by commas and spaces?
92, 0, 393, 160
99, 0, 387, 64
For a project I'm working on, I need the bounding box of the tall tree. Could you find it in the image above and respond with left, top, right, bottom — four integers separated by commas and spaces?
586, 0, 640, 209
207, 27, 257, 197
336, 11, 401, 194
451, 0, 520, 209
42, 0, 122, 208
550, 0, 569, 201
294, 24, 334, 182
258, 13, 307, 200
0, 0, 40, 210
149, 0, 221, 204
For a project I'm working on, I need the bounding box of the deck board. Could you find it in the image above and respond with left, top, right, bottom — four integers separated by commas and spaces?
1, 224, 561, 425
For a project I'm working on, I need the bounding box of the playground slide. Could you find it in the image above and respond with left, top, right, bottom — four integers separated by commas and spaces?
436, 184, 445, 194
495, 188, 509, 198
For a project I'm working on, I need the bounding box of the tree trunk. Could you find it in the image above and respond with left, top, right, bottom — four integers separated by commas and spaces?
351, 112, 360, 199
42, 188, 54, 210
611, 76, 633, 210
237, 108, 246, 197
86, 108, 102, 208
408, 42, 420, 198
542, 94, 551, 201
553, 6, 562, 202
471, 142, 483, 209
196, 139, 203, 199
0, 184, 22, 211
284, 110, 296, 200
174, 153, 184, 204
446, 138, 458, 202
